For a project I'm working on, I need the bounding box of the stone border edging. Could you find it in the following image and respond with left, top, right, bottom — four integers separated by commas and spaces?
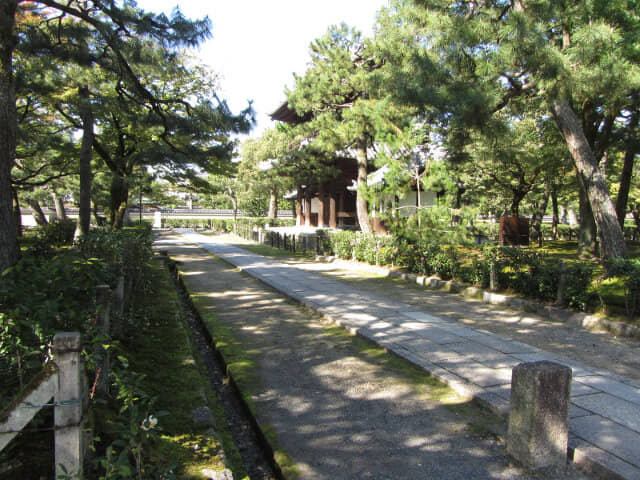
315, 255, 640, 340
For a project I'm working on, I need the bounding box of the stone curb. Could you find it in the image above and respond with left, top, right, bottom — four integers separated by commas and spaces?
316, 256, 640, 341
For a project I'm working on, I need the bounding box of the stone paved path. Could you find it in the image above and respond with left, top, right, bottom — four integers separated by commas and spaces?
166, 231, 640, 480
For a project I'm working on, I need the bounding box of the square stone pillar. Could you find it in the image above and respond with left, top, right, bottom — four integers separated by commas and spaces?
53, 332, 86, 479
507, 361, 571, 470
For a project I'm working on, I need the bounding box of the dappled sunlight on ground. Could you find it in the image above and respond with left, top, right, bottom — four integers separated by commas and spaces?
156, 232, 600, 479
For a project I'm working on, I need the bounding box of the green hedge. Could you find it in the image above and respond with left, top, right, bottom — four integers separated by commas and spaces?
1, 226, 168, 476
1, 227, 155, 395
164, 217, 296, 233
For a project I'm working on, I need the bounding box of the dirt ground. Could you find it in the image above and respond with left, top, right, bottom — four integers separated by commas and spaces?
282, 257, 640, 384
160, 233, 595, 480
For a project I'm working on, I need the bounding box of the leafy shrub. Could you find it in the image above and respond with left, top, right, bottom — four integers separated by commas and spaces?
76, 226, 153, 293
352, 234, 376, 264
564, 263, 596, 310
0, 252, 112, 396
606, 258, 640, 318
29, 218, 77, 254
329, 230, 356, 259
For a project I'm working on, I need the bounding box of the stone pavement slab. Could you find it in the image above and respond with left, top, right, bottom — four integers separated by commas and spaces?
175, 232, 640, 480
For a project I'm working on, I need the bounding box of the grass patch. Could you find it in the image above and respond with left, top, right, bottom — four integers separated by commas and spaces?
92, 260, 246, 479
231, 241, 314, 261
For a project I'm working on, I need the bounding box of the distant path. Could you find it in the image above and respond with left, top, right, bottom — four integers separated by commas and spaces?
157, 232, 594, 480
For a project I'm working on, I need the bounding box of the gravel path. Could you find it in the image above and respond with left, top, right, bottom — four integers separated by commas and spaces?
159, 234, 594, 480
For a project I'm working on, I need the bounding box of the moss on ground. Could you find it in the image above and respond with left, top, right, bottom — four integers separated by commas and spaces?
109, 260, 247, 479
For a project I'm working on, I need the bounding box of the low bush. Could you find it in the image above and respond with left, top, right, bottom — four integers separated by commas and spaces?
330, 230, 356, 259
564, 263, 596, 310
76, 226, 153, 292
606, 258, 640, 318
29, 218, 77, 255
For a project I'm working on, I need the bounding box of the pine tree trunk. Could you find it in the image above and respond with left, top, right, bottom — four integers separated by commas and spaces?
268, 187, 278, 219
615, 140, 638, 228
509, 189, 527, 218
530, 186, 550, 244
110, 173, 129, 230
0, 1, 20, 272
550, 99, 626, 261
52, 193, 67, 220
77, 85, 93, 236
356, 141, 372, 233
551, 186, 559, 240
26, 198, 48, 226
12, 186, 21, 237
576, 168, 598, 257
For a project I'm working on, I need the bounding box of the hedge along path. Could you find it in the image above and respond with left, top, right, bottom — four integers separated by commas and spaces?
156, 233, 592, 480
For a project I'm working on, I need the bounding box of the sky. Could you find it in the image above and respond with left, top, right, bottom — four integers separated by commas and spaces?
135, 0, 389, 139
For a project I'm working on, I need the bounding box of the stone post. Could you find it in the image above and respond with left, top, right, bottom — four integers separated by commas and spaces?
507, 361, 571, 470
53, 332, 86, 479
489, 262, 497, 291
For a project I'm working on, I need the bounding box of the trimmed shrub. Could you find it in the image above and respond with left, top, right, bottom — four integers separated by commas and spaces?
329, 230, 356, 259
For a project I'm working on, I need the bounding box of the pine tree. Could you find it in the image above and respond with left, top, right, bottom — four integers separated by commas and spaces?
287, 24, 410, 233
378, 0, 640, 261
1, 1, 209, 269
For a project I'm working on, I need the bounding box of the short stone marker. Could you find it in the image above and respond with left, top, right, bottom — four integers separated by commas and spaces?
507, 361, 572, 470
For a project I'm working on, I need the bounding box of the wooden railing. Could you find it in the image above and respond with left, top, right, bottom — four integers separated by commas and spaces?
0, 332, 87, 479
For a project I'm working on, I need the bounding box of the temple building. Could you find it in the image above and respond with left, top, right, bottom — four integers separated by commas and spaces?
271, 102, 441, 231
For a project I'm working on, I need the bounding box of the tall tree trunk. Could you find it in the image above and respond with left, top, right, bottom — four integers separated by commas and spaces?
52, 193, 67, 220
551, 186, 559, 240
110, 173, 129, 230
26, 198, 48, 226
77, 85, 93, 237
12, 186, 21, 237
550, 99, 626, 261
355, 140, 372, 233
615, 134, 639, 227
267, 186, 278, 219
576, 172, 598, 258
530, 186, 550, 245
0, 1, 20, 272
